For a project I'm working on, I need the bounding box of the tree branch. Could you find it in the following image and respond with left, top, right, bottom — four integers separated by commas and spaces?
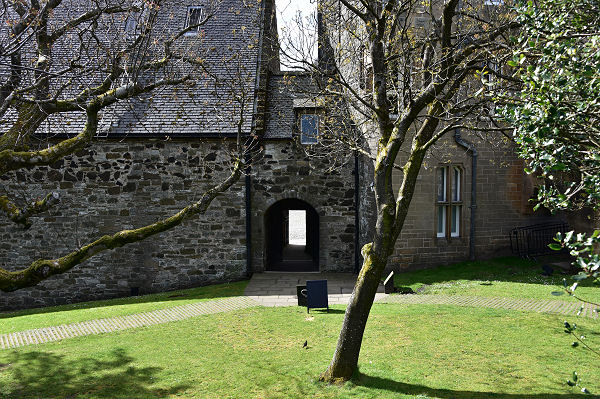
50, 5, 133, 42
0, 192, 60, 229
0, 159, 243, 292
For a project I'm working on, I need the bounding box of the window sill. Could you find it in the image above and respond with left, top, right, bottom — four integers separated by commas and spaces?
434, 236, 466, 245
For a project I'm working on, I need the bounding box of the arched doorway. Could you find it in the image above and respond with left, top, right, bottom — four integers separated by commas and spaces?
264, 199, 319, 272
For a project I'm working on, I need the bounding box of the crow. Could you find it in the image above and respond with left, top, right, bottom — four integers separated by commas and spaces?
303, 340, 308, 349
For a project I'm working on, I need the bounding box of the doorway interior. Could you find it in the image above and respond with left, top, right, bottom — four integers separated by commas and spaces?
264, 199, 319, 272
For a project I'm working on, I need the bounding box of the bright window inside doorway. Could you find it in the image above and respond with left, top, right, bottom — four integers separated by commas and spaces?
288, 210, 306, 245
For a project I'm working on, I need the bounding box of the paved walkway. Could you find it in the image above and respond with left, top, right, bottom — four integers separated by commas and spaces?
1, 274, 597, 350
380, 294, 599, 318
0, 296, 258, 350
244, 272, 387, 307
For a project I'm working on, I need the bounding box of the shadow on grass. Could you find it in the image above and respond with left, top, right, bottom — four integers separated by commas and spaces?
354, 373, 585, 399
0, 348, 187, 399
393, 256, 596, 291
0, 280, 249, 320
307, 308, 345, 315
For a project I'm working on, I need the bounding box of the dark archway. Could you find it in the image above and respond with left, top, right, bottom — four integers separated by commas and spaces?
264, 198, 319, 272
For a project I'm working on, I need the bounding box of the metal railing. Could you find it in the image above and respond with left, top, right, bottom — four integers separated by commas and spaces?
510, 222, 570, 259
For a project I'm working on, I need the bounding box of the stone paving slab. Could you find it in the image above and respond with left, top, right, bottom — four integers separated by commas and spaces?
246, 292, 388, 307
244, 272, 386, 307
379, 294, 599, 319
0, 296, 259, 350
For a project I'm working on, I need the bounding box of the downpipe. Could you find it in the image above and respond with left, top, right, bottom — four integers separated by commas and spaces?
454, 130, 478, 261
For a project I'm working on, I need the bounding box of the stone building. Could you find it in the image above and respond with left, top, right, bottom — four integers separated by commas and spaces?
0, 0, 564, 310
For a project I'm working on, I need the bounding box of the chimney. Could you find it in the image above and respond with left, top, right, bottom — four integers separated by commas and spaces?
317, 3, 336, 74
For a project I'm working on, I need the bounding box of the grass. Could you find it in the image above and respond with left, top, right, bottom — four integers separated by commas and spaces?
0, 303, 598, 398
0, 281, 248, 335
393, 257, 600, 303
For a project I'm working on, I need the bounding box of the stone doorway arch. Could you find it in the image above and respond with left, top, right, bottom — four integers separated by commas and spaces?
264, 198, 319, 272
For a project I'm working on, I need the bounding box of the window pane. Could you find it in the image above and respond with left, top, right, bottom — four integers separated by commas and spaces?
451, 205, 460, 237
187, 7, 203, 30
437, 167, 446, 202
452, 167, 461, 202
437, 206, 446, 237
300, 114, 318, 144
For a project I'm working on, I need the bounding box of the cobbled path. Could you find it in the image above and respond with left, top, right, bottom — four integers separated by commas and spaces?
0, 296, 258, 350
2, 293, 598, 350
379, 294, 599, 318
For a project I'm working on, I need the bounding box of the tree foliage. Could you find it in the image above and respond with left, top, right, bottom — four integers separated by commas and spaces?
501, 0, 600, 287
500, 0, 600, 211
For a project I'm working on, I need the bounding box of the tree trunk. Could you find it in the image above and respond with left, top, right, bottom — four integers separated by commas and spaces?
319, 243, 387, 382
320, 143, 429, 383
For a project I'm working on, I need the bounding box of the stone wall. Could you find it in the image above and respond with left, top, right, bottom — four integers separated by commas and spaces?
0, 139, 248, 310
0, 137, 359, 310
250, 140, 356, 273
386, 131, 558, 271
2, 127, 575, 310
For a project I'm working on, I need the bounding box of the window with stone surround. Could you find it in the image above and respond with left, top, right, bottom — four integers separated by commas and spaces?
436, 165, 462, 238
299, 113, 319, 144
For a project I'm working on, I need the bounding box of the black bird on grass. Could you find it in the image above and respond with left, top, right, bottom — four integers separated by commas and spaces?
303, 340, 308, 349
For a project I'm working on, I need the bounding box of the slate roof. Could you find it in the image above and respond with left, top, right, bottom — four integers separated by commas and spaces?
0, 0, 265, 138
264, 73, 319, 139
100, 0, 263, 137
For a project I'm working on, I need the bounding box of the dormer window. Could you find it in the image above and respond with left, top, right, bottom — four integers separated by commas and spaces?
300, 114, 318, 144
185, 6, 204, 35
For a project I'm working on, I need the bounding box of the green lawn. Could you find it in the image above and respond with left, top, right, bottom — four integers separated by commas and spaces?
0, 303, 597, 398
0, 281, 248, 335
393, 257, 600, 303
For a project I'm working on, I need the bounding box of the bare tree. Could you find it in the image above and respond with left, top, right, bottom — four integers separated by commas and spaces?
280, 0, 519, 382
0, 0, 262, 291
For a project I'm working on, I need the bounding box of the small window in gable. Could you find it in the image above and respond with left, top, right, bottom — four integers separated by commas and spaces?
185, 6, 204, 35
300, 114, 319, 144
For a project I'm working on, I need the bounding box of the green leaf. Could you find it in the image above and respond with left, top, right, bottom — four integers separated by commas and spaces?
555, 231, 563, 241
572, 273, 589, 281
548, 243, 563, 251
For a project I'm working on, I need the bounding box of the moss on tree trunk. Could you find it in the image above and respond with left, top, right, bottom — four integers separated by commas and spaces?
0, 160, 242, 292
